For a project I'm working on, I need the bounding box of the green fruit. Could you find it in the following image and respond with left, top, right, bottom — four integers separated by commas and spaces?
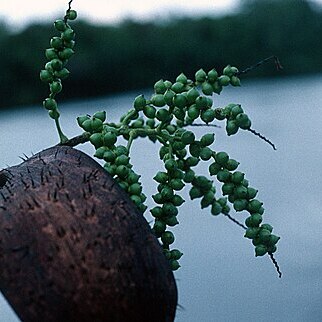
255, 245, 267, 257
171, 249, 183, 260
268, 234, 280, 246
181, 131, 195, 145
217, 169, 231, 183
247, 187, 258, 199
45, 48, 58, 60
230, 76, 241, 87
169, 179, 185, 191
115, 145, 128, 156
200, 109, 215, 123
225, 159, 239, 171
261, 224, 273, 232
143, 105, 156, 118
116, 165, 129, 179
247, 199, 263, 213
154, 79, 167, 94
154, 171, 168, 184
231, 105, 244, 117
164, 89, 175, 106
161, 231, 175, 245
231, 171, 245, 184
151, 206, 163, 218
185, 156, 199, 167
250, 213, 262, 226
183, 169, 195, 183
134, 94, 146, 111
165, 216, 179, 227
54, 19, 67, 31
128, 183, 142, 195
50, 37, 63, 49
165, 159, 177, 171
223, 65, 234, 77
170, 259, 180, 271
222, 182, 234, 195
176, 72, 188, 84
173, 94, 187, 109
200, 147, 213, 161
64, 40, 75, 48
156, 109, 171, 122
200, 133, 215, 146
164, 80, 172, 89
195, 96, 208, 110
89, 133, 103, 148
226, 120, 239, 136
40, 70, 53, 83
127, 172, 141, 184
62, 28, 75, 41
195, 69, 207, 83
93, 111, 106, 122
187, 105, 200, 120
215, 151, 229, 166
77, 115, 89, 127
233, 199, 248, 212
50, 81, 62, 94
94, 146, 106, 159
67, 9, 77, 20
161, 186, 174, 201
151, 94, 166, 107
171, 82, 185, 93
187, 88, 200, 104
54, 68, 70, 79
91, 118, 103, 132
45, 62, 54, 72
103, 132, 117, 147
211, 201, 222, 216
162, 203, 178, 217
130, 194, 141, 206
172, 195, 185, 207
103, 150, 116, 162
173, 107, 185, 121
218, 75, 230, 86
189, 186, 203, 200
244, 227, 260, 239
51, 58, 63, 71
58, 48, 75, 60
212, 81, 222, 94
234, 185, 248, 199
207, 69, 218, 82
115, 155, 130, 165
259, 229, 271, 243
202, 82, 213, 95
189, 142, 201, 158
209, 162, 221, 176
236, 113, 251, 129
153, 220, 166, 234
43, 98, 57, 110
201, 190, 215, 208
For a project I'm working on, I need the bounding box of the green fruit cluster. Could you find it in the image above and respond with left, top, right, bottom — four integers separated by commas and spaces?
78, 111, 147, 214
208, 150, 280, 256
75, 67, 279, 272
214, 103, 252, 136
40, 10, 77, 120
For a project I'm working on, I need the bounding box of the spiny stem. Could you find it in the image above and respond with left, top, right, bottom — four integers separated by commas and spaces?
247, 128, 277, 150
268, 252, 282, 278
58, 132, 90, 147
237, 55, 283, 76
222, 213, 247, 230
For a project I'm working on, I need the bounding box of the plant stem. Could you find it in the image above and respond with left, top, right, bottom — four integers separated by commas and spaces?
54, 118, 69, 144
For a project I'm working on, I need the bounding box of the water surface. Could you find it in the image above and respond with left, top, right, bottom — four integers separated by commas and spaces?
1, 75, 322, 321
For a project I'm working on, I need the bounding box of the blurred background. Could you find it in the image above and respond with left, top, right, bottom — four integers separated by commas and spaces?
0, 0, 322, 109
1, 0, 322, 321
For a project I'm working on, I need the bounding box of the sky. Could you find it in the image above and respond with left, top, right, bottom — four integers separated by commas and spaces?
1, 0, 322, 30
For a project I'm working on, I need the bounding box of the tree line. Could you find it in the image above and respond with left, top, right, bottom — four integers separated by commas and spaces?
0, 0, 321, 109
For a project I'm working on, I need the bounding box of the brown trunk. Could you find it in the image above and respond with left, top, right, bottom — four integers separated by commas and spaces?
0, 146, 177, 322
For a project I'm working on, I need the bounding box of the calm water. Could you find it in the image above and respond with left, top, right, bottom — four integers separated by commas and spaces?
1, 75, 322, 321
